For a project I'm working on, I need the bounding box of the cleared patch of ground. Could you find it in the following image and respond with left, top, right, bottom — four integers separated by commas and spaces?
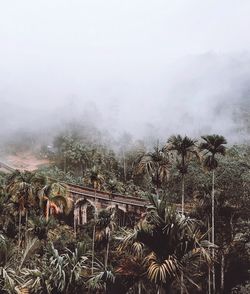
4, 152, 50, 171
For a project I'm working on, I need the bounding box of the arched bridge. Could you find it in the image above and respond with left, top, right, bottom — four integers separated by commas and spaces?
0, 160, 192, 232
65, 183, 193, 232
66, 183, 147, 230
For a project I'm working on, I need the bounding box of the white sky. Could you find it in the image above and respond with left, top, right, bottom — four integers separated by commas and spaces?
0, 0, 250, 140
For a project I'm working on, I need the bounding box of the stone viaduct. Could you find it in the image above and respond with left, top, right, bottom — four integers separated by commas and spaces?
66, 183, 148, 231
65, 182, 192, 233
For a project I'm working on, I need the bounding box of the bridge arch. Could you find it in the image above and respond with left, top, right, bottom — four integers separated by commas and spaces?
73, 198, 96, 233
106, 204, 128, 227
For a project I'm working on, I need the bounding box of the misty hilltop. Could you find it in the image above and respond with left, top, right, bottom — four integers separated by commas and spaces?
1, 53, 250, 144
0, 1, 250, 144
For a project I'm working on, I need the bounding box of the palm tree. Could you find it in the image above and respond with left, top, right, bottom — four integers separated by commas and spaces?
95, 209, 116, 270
166, 135, 197, 216
199, 134, 227, 294
166, 135, 198, 294
193, 185, 213, 294
6, 171, 44, 247
91, 205, 97, 275
135, 142, 170, 195
39, 180, 72, 222
29, 216, 53, 240
106, 178, 124, 194
119, 194, 212, 293
88, 166, 105, 190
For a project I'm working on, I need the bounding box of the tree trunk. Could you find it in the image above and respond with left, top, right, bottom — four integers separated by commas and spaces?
156, 167, 160, 196
91, 223, 96, 275
18, 211, 22, 249
73, 207, 77, 237
212, 170, 216, 294
221, 253, 225, 294
92, 193, 97, 275
208, 218, 211, 294
46, 200, 50, 222
181, 175, 185, 216
25, 210, 28, 246
64, 155, 66, 173
122, 149, 126, 182
138, 281, 142, 294
105, 235, 110, 270
181, 273, 184, 294
180, 175, 185, 294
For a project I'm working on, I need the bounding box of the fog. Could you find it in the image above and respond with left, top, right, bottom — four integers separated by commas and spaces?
0, 0, 250, 146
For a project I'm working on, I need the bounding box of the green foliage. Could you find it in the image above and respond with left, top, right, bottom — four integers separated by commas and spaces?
87, 266, 115, 291
119, 194, 212, 292
134, 142, 171, 193
0, 131, 250, 293
199, 134, 227, 171
167, 134, 198, 174
29, 216, 56, 240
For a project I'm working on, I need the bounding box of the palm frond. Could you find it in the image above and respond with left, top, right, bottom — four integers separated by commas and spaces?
87, 269, 115, 290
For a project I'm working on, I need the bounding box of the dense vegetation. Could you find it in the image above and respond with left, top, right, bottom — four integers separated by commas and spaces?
0, 130, 249, 294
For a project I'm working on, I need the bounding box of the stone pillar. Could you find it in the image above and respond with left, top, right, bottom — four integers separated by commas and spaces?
81, 204, 87, 224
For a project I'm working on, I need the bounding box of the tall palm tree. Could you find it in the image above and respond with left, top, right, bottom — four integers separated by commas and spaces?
119, 194, 212, 294
166, 135, 197, 216
166, 135, 198, 294
95, 209, 116, 270
6, 171, 44, 247
135, 142, 170, 195
39, 181, 72, 222
199, 134, 227, 294
91, 201, 97, 275
193, 185, 213, 294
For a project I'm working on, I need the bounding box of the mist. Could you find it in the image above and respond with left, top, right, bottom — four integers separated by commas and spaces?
1, 0, 250, 147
